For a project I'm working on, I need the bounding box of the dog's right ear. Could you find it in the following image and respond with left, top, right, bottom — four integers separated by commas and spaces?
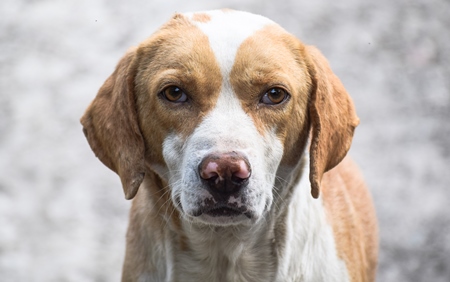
80, 47, 145, 200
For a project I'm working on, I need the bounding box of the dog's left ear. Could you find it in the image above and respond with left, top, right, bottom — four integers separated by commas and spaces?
306, 46, 360, 199
80, 47, 146, 200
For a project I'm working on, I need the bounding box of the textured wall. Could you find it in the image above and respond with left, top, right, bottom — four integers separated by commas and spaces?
1, 0, 449, 281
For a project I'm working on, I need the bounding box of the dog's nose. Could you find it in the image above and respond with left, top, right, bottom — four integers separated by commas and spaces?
198, 152, 251, 196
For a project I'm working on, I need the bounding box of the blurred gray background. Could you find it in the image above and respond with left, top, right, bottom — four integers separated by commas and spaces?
1, 0, 449, 281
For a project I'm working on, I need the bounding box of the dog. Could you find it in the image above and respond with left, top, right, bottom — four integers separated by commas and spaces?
81, 9, 378, 282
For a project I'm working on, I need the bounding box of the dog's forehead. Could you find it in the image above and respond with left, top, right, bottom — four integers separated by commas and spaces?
182, 10, 279, 74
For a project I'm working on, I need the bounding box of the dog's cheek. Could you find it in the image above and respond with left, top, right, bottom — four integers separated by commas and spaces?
243, 129, 284, 215
263, 131, 284, 207
161, 133, 186, 177
161, 134, 186, 210
246, 178, 273, 218
263, 129, 285, 177
162, 134, 203, 212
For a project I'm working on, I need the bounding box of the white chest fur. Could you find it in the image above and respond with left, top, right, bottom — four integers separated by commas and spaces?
276, 163, 350, 282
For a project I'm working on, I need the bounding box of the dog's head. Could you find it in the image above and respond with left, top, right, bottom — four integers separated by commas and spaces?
81, 10, 359, 226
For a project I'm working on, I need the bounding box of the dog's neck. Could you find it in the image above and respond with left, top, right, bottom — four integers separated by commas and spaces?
177, 219, 278, 281
160, 157, 308, 281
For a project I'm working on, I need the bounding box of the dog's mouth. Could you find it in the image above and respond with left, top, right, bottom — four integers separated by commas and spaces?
193, 204, 252, 219
205, 206, 244, 217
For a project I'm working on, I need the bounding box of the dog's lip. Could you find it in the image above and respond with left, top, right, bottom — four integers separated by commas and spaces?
193, 204, 251, 218
205, 206, 243, 217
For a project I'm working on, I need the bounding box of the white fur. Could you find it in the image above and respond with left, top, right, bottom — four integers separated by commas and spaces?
276, 161, 350, 281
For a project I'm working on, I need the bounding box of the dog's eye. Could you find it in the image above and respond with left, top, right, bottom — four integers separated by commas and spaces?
161, 86, 188, 103
260, 88, 289, 105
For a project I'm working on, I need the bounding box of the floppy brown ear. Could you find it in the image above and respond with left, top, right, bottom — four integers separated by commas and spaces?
80, 47, 146, 200
307, 46, 360, 199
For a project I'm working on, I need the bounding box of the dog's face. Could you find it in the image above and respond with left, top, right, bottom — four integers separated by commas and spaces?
81, 10, 359, 226
136, 11, 311, 226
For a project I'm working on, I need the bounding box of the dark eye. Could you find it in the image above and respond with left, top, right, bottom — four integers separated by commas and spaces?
260, 88, 289, 105
161, 86, 188, 103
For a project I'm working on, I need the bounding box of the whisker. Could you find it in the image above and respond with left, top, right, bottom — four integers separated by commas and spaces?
140, 179, 183, 227
162, 199, 179, 230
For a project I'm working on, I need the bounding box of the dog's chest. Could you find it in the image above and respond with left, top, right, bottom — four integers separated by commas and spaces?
172, 228, 277, 282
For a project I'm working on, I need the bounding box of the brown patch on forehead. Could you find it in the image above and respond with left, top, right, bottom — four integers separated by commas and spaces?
230, 25, 312, 166
191, 12, 211, 23
133, 14, 222, 166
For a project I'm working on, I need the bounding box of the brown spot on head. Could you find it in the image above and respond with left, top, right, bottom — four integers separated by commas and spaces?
191, 12, 211, 23
80, 13, 223, 199
230, 25, 312, 167
231, 23, 359, 199
133, 14, 223, 169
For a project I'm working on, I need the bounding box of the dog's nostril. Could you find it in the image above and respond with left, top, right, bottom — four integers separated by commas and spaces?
200, 162, 220, 181
231, 174, 246, 185
233, 159, 251, 180
206, 174, 219, 186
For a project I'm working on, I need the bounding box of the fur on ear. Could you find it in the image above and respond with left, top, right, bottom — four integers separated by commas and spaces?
307, 46, 360, 199
80, 47, 146, 200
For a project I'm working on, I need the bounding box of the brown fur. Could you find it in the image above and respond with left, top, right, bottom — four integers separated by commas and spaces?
306, 46, 360, 199
230, 25, 311, 167
134, 14, 223, 168
80, 47, 145, 200
191, 12, 211, 23
81, 14, 223, 199
322, 157, 379, 282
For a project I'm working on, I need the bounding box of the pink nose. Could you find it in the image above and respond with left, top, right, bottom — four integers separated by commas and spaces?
198, 152, 251, 196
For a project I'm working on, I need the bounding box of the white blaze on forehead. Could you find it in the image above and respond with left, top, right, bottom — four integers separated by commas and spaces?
184, 10, 275, 77
183, 10, 277, 139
